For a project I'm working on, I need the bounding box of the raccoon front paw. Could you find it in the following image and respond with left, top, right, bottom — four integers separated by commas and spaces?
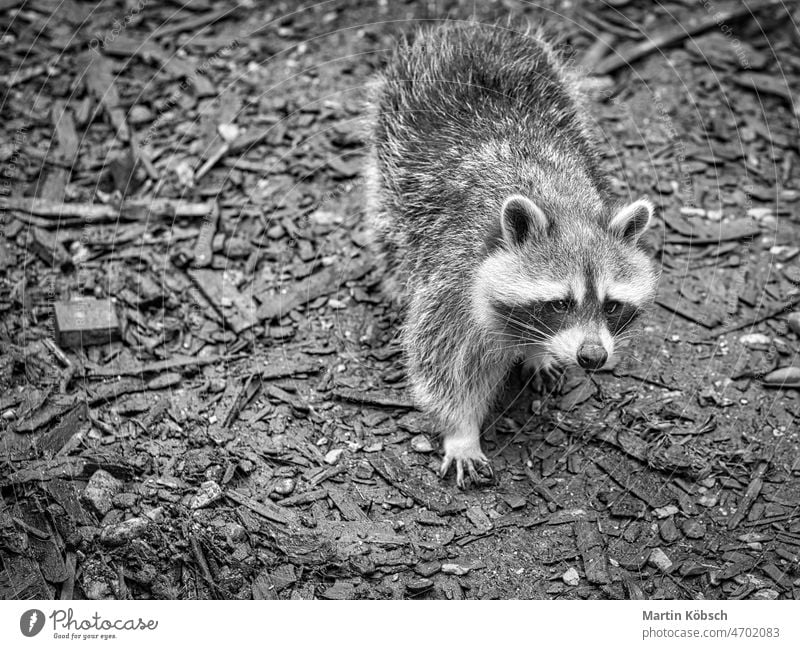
439, 437, 494, 489
530, 364, 564, 395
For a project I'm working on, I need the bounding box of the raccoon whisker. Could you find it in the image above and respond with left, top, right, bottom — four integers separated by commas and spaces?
500, 316, 558, 338
500, 312, 557, 333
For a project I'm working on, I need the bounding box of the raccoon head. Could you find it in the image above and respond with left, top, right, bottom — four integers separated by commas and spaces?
476, 194, 658, 372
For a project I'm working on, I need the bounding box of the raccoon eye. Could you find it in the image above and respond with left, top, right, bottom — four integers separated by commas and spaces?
604, 300, 621, 315
551, 299, 570, 313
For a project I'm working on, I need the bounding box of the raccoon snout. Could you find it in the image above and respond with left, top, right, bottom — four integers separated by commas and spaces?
576, 342, 607, 371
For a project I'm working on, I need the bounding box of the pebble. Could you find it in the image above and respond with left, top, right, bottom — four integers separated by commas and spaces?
562, 567, 580, 586
324, 448, 344, 465
415, 561, 441, 577
441, 563, 470, 576
653, 505, 679, 519
273, 478, 296, 496
100, 517, 150, 546
217, 122, 240, 143
659, 518, 681, 543
682, 519, 707, 539
111, 493, 139, 510
788, 312, 800, 336
207, 378, 227, 393
225, 522, 247, 543
406, 578, 434, 593
763, 366, 800, 387
739, 333, 771, 350
224, 237, 251, 259
190, 480, 223, 509
84, 578, 114, 600
697, 494, 718, 508
410, 434, 433, 453
127, 104, 153, 125
648, 548, 673, 572
83, 470, 123, 516
751, 588, 779, 600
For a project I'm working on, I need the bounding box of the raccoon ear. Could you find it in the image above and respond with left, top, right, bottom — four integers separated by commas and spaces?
608, 198, 654, 243
500, 195, 548, 246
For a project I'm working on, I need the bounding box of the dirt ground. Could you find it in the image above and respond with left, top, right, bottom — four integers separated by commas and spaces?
1, 0, 800, 600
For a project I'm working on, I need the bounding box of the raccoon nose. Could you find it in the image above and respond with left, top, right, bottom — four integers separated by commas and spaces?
577, 343, 607, 371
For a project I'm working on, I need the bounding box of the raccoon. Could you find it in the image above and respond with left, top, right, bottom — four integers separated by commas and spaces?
365, 22, 659, 487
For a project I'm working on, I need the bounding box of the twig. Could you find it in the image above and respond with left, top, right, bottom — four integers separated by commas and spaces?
727, 461, 768, 529
593, 0, 784, 75
703, 294, 800, 340
0, 196, 213, 223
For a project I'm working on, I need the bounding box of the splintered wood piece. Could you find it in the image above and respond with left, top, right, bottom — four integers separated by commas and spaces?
225, 488, 296, 525
655, 293, 724, 329
369, 451, 463, 514
593, 0, 783, 75
27, 226, 73, 269
0, 196, 213, 223
54, 299, 121, 348
727, 461, 768, 529
574, 520, 610, 584
40, 100, 79, 201
187, 268, 258, 333
332, 387, 414, 409
192, 201, 219, 267
594, 454, 672, 508
257, 266, 338, 322
80, 53, 129, 141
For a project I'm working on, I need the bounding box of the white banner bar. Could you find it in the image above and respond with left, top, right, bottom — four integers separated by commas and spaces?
2, 600, 798, 649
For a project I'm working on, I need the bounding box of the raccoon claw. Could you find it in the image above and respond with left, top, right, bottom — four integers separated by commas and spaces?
439, 446, 493, 489
531, 365, 564, 395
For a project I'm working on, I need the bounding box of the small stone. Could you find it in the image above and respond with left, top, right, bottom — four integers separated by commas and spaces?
324, 448, 344, 465
562, 567, 580, 586
217, 123, 240, 143
145, 507, 164, 523
787, 312, 800, 336
225, 522, 247, 543
415, 561, 441, 577
648, 547, 673, 572
273, 478, 295, 496
100, 517, 150, 545
763, 366, 800, 387
321, 580, 355, 600
224, 237, 251, 259
698, 494, 718, 508
111, 493, 139, 509
441, 563, 470, 576
83, 470, 123, 516
84, 578, 114, 600
659, 518, 681, 543
190, 480, 223, 509
266, 224, 285, 239
406, 578, 434, 593
750, 588, 779, 600
410, 434, 433, 453
739, 333, 772, 350
502, 494, 528, 510
653, 505, 679, 519
128, 104, 153, 125
682, 519, 706, 539
208, 378, 226, 393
